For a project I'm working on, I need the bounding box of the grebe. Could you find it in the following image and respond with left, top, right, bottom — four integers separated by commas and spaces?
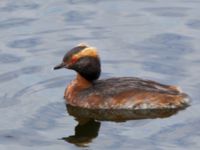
54, 44, 190, 110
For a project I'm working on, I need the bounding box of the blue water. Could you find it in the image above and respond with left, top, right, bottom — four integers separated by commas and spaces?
0, 0, 200, 149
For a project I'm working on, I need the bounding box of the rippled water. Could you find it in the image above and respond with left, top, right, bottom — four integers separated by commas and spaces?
0, 0, 200, 149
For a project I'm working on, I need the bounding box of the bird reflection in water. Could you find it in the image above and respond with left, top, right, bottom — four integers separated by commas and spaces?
61, 118, 100, 147
62, 104, 186, 147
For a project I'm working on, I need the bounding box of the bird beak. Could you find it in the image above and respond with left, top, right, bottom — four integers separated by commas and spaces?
54, 62, 66, 70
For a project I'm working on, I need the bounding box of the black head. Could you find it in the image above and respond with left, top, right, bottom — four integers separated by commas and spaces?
54, 44, 101, 81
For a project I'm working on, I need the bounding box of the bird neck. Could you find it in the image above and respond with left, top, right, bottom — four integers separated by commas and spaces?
74, 74, 93, 90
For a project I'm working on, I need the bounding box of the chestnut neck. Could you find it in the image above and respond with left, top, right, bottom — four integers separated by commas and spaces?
73, 74, 92, 90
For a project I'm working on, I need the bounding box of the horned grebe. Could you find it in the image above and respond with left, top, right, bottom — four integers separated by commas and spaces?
54, 44, 190, 110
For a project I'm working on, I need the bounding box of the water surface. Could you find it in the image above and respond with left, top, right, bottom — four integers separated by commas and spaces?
0, 0, 200, 150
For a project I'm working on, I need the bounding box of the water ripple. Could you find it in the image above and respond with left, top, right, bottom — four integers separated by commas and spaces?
132, 33, 193, 79
24, 102, 65, 130
13, 76, 69, 98
142, 61, 186, 76
0, 94, 19, 108
143, 7, 190, 17
187, 20, 200, 30
0, 66, 43, 83
0, 53, 24, 64
0, 1, 39, 12
65, 0, 101, 4
133, 33, 193, 56
64, 10, 96, 24
150, 119, 200, 149
0, 129, 53, 146
0, 18, 36, 29
0, 101, 65, 146
8, 37, 41, 49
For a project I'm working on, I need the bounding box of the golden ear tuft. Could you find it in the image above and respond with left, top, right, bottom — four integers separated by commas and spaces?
74, 47, 99, 59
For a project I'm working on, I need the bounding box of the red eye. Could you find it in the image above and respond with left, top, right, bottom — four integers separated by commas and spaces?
71, 56, 78, 64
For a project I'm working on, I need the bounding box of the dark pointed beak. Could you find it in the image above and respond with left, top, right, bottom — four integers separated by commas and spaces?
54, 62, 66, 70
